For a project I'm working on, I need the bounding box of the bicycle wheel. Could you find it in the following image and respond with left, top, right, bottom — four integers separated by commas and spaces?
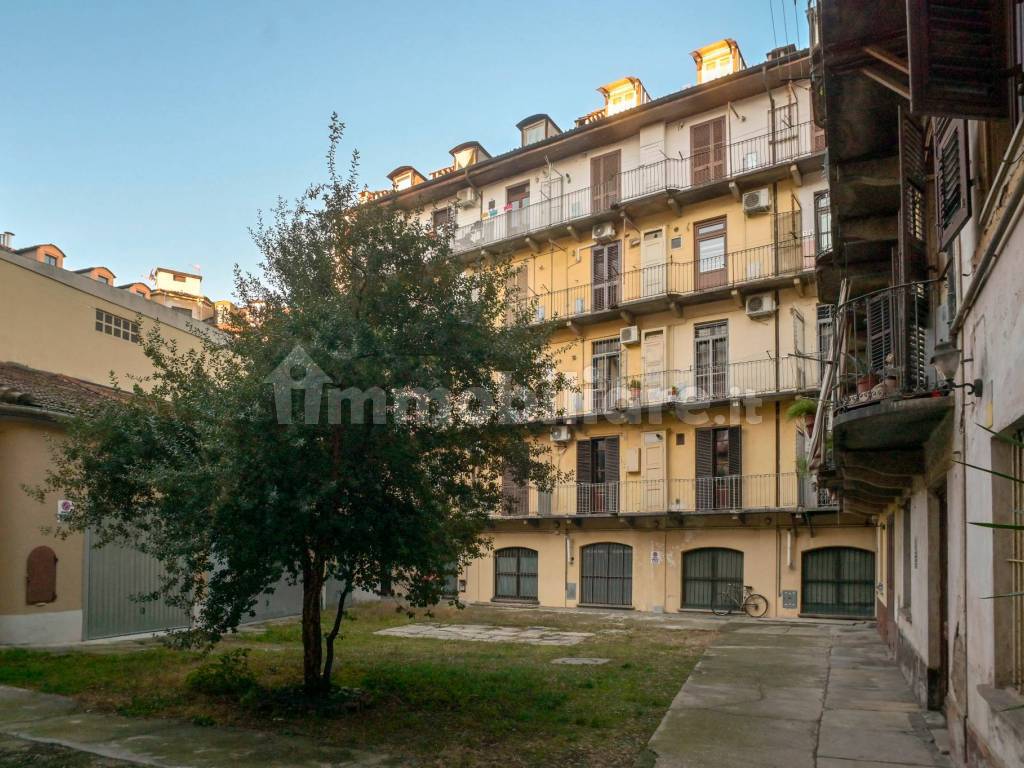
743, 593, 769, 618
711, 591, 733, 616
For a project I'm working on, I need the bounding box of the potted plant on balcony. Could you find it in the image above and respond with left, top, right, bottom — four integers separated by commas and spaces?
628, 379, 642, 405
668, 385, 681, 402
786, 397, 819, 436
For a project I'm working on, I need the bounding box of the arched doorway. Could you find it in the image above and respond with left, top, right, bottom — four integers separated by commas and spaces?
580, 543, 632, 606
802, 547, 875, 618
682, 548, 743, 609
494, 547, 538, 601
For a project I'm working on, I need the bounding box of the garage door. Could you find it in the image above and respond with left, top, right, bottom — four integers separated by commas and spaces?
802, 547, 875, 618
683, 548, 743, 609
85, 534, 190, 640
580, 543, 632, 607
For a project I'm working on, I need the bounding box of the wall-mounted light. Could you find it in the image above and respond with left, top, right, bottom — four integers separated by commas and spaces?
930, 341, 983, 397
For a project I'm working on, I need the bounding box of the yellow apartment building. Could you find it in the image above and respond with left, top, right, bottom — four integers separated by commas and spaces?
371, 40, 875, 618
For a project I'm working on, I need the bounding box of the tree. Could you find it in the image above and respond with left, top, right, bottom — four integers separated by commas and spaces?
36, 115, 563, 695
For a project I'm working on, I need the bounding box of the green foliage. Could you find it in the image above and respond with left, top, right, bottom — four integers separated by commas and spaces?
186, 650, 258, 698
30, 115, 564, 693
785, 398, 819, 420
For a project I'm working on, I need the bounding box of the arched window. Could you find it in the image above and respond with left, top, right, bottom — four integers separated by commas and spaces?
682, 548, 743, 609
494, 548, 538, 601
802, 547, 875, 618
580, 543, 632, 606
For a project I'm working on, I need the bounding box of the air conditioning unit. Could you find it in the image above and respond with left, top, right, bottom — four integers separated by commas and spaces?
456, 187, 479, 209
592, 221, 616, 242
550, 425, 572, 443
745, 293, 776, 317
742, 188, 771, 215
619, 325, 640, 345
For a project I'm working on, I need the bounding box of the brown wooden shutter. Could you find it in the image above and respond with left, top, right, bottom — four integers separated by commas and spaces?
26, 546, 58, 604
935, 119, 972, 250
696, 429, 713, 510
502, 466, 527, 516
691, 122, 712, 184
813, 123, 827, 153
606, 242, 620, 308
605, 437, 620, 514
576, 439, 592, 514
866, 292, 894, 375
898, 108, 928, 281
727, 426, 743, 509
907, 0, 1010, 119
710, 117, 726, 180
592, 245, 607, 311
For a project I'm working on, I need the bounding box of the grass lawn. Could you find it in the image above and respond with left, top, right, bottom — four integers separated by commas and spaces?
0, 604, 712, 767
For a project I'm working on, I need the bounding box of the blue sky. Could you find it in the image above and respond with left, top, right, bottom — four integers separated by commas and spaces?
2, 1, 806, 301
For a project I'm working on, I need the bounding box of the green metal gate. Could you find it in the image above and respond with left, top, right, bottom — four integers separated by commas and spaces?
85, 533, 190, 640
683, 548, 743, 609
801, 547, 875, 618
580, 543, 632, 606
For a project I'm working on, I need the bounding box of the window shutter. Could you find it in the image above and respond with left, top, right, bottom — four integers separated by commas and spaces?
936, 119, 972, 251
26, 546, 58, 604
605, 437, 620, 514
606, 242, 620, 308
710, 117, 726, 179
727, 426, 743, 509
592, 245, 607, 311
502, 466, 527, 516
576, 439, 592, 515
866, 293, 894, 375
696, 429, 714, 510
907, 0, 1010, 119
691, 122, 712, 184
898, 108, 928, 281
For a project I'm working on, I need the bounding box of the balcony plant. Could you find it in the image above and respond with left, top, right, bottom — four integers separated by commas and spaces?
786, 397, 819, 436
628, 379, 643, 401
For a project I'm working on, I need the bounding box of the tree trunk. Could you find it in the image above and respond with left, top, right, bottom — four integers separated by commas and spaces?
301, 558, 326, 695
321, 579, 353, 688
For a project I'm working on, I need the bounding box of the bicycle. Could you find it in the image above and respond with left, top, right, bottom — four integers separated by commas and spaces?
711, 584, 769, 617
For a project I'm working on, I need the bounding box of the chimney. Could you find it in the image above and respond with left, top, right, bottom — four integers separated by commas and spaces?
0, 232, 13, 249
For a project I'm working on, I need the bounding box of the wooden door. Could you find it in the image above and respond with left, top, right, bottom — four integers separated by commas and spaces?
590, 150, 621, 213
695, 217, 728, 290
641, 228, 666, 296
691, 117, 726, 184
506, 182, 530, 235
643, 329, 666, 402
591, 241, 621, 311
643, 431, 666, 513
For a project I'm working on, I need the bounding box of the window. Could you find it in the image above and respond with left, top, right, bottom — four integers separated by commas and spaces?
173, 273, 187, 283
43, 255, 57, 267
936, 119, 971, 250
901, 504, 913, 614
522, 121, 545, 146
696, 425, 742, 509
691, 117, 726, 183
695, 217, 727, 289
494, 547, 538, 601
814, 191, 832, 254
95, 309, 140, 343
97, 276, 110, 284
431, 207, 452, 230
576, 435, 620, 514
771, 102, 798, 141
580, 543, 632, 606
590, 338, 621, 412
683, 548, 743, 609
802, 547, 875, 618
694, 320, 728, 399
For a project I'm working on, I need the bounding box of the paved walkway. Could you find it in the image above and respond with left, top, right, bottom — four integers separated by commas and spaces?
646, 622, 951, 768
375, 622, 593, 645
0, 685, 394, 768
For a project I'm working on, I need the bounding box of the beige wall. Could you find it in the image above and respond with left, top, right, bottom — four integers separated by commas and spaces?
465, 523, 876, 618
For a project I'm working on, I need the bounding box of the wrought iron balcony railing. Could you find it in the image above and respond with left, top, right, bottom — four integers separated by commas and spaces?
498, 472, 834, 517
454, 122, 823, 255
545, 356, 820, 418
827, 280, 941, 412
519, 235, 816, 323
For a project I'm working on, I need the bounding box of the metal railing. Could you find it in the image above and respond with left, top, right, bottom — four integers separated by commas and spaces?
454, 122, 822, 254
498, 472, 836, 517
829, 280, 940, 411
545, 357, 819, 418
523, 234, 816, 323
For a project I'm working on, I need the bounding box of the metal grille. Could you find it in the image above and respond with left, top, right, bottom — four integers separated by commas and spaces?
580, 543, 632, 606
1013, 431, 1024, 692
801, 547, 875, 618
494, 547, 538, 601
683, 548, 743, 609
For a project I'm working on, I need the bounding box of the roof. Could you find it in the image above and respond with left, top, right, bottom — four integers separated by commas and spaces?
448, 140, 489, 156
15, 243, 66, 258
154, 266, 202, 280
0, 362, 126, 416
515, 113, 561, 132
74, 266, 115, 275
116, 281, 151, 292
386, 165, 423, 181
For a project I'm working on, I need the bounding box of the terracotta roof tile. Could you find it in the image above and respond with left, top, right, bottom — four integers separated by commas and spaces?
0, 362, 127, 416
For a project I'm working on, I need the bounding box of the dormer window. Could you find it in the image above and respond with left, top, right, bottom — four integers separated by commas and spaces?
97, 276, 110, 284
394, 172, 413, 190
523, 122, 545, 146
44, 255, 57, 267
608, 90, 637, 115
386, 166, 427, 192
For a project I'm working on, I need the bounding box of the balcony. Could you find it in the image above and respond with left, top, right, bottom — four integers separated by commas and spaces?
547, 356, 820, 420
520, 234, 816, 325
454, 122, 824, 257
498, 472, 835, 518
819, 281, 953, 515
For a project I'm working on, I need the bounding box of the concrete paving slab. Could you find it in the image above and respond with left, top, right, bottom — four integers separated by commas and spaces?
0, 687, 77, 725
817, 722, 944, 765
375, 623, 593, 646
